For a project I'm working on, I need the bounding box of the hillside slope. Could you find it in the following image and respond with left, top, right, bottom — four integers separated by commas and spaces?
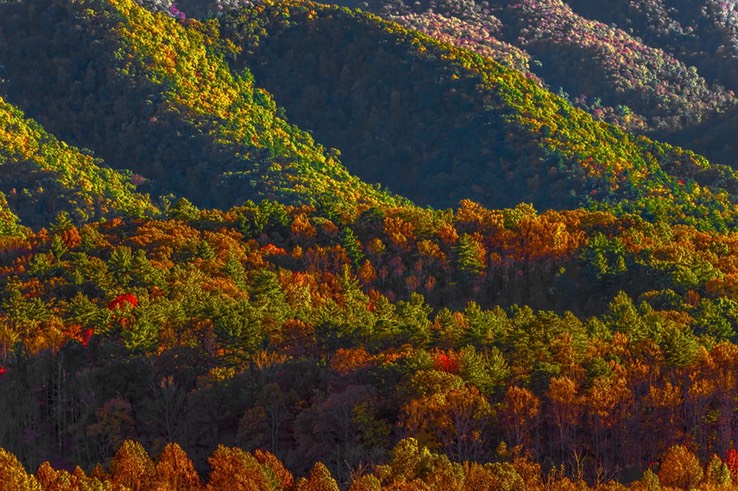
0, 0, 399, 216
0, 95, 155, 231
493, 0, 735, 132
135, 0, 738, 169
359, 0, 736, 132
564, 0, 738, 93
220, 0, 738, 230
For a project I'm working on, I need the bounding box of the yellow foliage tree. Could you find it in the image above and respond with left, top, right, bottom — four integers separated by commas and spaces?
0, 448, 41, 491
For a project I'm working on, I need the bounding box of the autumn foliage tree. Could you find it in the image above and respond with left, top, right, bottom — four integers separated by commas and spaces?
109, 440, 156, 491
154, 443, 202, 491
0, 449, 41, 491
658, 445, 703, 490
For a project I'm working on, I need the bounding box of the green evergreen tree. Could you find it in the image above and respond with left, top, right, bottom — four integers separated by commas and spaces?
109, 246, 134, 287
50, 211, 74, 234
167, 198, 200, 222
396, 292, 432, 346
49, 235, 68, 260
459, 345, 509, 395
456, 233, 485, 276
131, 250, 166, 289
223, 251, 247, 290
196, 239, 216, 260
340, 227, 364, 270
606, 292, 648, 342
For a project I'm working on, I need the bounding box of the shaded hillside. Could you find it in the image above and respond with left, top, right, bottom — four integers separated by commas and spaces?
667, 104, 738, 169
357, 0, 535, 77
565, 0, 738, 93
358, 0, 736, 132
280, 0, 732, 135
133, 0, 738, 148
129, 0, 738, 176
494, 0, 735, 132
223, 1, 546, 210
557, 0, 738, 171
0, 96, 155, 231
220, 0, 738, 230
0, 0, 398, 216
1, 0, 736, 228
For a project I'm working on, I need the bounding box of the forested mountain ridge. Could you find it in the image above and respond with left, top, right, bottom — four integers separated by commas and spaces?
182, 0, 738, 133
0, 0, 400, 217
0, 95, 156, 232
359, 0, 736, 133
359, 0, 738, 192
4, 0, 738, 228
564, 0, 738, 94
219, 0, 738, 228
5, 0, 738, 490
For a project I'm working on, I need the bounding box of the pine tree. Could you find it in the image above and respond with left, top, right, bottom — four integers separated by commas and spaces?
340, 227, 364, 270
50, 211, 74, 234
456, 233, 486, 276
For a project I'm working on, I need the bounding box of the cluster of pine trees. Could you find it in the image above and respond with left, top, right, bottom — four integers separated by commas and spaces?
0, 199, 738, 485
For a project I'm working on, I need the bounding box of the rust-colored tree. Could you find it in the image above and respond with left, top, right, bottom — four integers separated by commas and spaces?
254, 449, 294, 491
109, 440, 156, 491
500, 386, 540, 451
402, 385, 492, 461
205, 445, 271, 491
658, 445, 703, 490
154, 442, 202, 491
547, 376, 582, 464
296, 462, 339, 491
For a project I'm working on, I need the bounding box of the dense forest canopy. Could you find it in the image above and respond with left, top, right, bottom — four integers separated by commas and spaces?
5, 0, 738, 489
